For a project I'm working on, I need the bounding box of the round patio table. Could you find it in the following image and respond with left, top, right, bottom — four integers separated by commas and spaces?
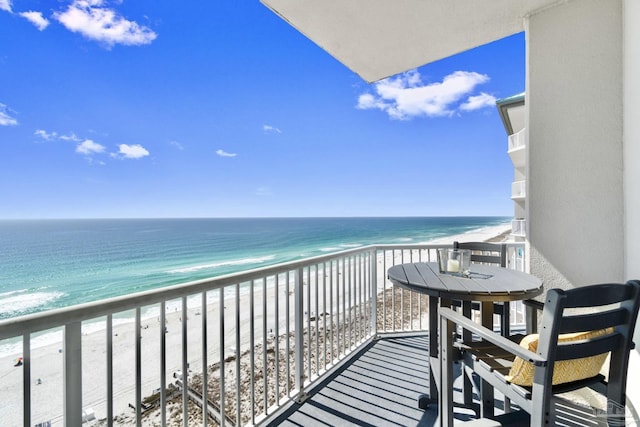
387, 262, 543, 302
387, 262, 543, 416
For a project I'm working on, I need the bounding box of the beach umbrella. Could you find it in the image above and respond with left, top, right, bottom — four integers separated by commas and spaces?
13, 357, 23, 367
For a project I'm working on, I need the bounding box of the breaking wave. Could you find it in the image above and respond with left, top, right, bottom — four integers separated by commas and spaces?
0, 290, 65, 319
167, 255, 276, 274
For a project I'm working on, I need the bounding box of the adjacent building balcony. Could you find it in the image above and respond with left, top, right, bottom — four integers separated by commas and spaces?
511, 180, 526, 200
507, 128, 526, 168
512, 219, 526, 238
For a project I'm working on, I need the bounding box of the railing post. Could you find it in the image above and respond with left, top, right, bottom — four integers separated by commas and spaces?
181, 296, 188, 427
160, 304, 167, 427
64, 321, 83, 426
201, 291, 208, 427
23, 334, 31, 427
135, 308, 142, 426
294, 267, 306, 402
370, 248, 378, 336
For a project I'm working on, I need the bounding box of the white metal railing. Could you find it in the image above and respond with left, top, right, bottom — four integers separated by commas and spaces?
0, 242, 525, 427
508, 128, 526, 152
511, 180, 526, 200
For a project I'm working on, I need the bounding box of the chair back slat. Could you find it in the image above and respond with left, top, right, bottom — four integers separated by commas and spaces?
563, 283, 637, 308
555, 333, 622, 361
456, 241, 507, 267
457, 241, 503, 252
559, 308, 629, 334
469, 254, 502, 264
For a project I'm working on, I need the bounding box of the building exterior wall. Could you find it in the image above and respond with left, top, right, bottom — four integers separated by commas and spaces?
623, 0, 640, 396
624, 0, 640, 311
526, 0, 624, 290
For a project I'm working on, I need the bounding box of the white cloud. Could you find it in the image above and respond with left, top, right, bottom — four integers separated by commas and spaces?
76, 139, 106, 155
0, 103, 18, 126
263, 124, 282, 134
35, 129, 57, 140
35, 129, 107, 160
36, 129, 81, 141
20, 11, 49, 30
216, 149, 236, 158
86, 158, 106, 166
460, 92, 497, 111
59, 132, 81, 141
255, 187, 272, 197
169, 140, 184, 150
356, 70, 493, 120
54, 0, 157, 47
0, 0, 11, 13
117, 143, 149, 159
356, 93, 386, 111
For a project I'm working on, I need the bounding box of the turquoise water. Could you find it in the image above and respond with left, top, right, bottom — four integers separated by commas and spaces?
0, 217, 509, 321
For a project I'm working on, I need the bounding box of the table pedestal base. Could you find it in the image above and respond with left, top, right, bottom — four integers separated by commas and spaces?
418, 394, 435, 410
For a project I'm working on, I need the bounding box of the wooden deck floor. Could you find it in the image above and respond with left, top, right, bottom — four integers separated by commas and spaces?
266, 333, 628, 427
268, 334, 440, 426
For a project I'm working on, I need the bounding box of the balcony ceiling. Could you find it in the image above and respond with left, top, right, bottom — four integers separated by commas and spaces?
261, 0, 561, 83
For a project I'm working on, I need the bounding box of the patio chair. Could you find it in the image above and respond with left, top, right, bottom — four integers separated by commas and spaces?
439, 280, 640, 426
454, 242, 510, 335
451, 242, 512, 411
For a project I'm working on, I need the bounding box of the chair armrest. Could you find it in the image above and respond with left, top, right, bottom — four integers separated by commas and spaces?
439, 306, 547, 367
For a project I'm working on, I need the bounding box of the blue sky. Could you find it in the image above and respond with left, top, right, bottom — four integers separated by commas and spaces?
0, 1, 525, 219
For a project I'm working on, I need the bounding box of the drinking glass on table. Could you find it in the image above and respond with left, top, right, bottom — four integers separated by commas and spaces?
437, 248, 471, 277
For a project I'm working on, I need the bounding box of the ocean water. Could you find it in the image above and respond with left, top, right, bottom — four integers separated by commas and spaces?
0, 217, 510, 321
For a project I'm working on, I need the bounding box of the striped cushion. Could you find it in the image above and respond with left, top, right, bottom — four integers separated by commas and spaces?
506, 328, 612, 386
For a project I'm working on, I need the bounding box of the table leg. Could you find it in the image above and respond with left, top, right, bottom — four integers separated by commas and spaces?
501, 301, 511, 337
502, 303, 511, 413
480, 301, 495, 418
419, 295, 440, 409
462, 301, 473, 408
440, 302, 455, 427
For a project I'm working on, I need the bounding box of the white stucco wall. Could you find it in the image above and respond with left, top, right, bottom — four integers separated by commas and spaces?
527, 0, 624, 290
624, 0, 640, 412
528, 0, 638, 415
624, 0, 640, 306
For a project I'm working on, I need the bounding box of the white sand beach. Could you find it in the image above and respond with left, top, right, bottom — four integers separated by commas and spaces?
0, 224, 511, 426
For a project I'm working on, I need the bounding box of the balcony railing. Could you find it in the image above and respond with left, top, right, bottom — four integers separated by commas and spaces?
511, 180, 526, 200
508, 128, 526, 168
508, 128, 526, 152
0, 242, 525, 427
512, 219, 526, 237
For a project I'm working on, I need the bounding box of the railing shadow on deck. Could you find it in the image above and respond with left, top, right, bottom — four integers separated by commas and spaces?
0, 243, 525, 426
267, 334, 438, 427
